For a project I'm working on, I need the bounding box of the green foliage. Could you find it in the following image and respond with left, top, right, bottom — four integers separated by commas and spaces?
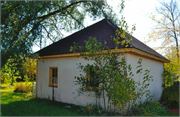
71, 37, 153, 113
78, 103, 108, 116
131, 101, 169, 116
0, 84, 11, 89
14, 82, 32, 93
1, 85, 178, 116
1, 0, 122, 68
135, 60, 154, 104
163, 48, 180, 87
147, 0, 180, 87
1, 86, 82, 116
161, 85, 179, 108
86, 64, 100, 88
22, 57, 37, 81
1, 57, 37, 85
1, 59, 20, 85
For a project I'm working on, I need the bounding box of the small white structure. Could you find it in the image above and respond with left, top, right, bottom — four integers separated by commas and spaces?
36, 19, 169, 107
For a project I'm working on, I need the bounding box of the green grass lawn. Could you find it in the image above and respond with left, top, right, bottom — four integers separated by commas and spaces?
1, 83, 82, 116
1, 83, 179, 116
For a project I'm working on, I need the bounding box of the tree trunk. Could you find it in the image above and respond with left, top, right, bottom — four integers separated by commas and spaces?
103, 90, 106, 111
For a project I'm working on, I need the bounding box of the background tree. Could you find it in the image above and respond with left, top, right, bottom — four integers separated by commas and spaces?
15, 56, 37, 81
163, 47, 179, 87
1, 0, 123, 68
147, 0, 180, 86
148, 0, 180, 58
1, 59, 20, 85
1, 56, 37, 85
22, 57, 37, 81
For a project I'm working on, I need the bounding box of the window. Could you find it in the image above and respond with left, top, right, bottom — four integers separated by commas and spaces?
86, 65, 100, 90
49, 67, 58, 87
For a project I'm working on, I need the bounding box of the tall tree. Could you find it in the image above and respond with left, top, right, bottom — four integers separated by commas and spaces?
1, 0, 122, 68
163, 47, 179, 87
148, 0, 180, 58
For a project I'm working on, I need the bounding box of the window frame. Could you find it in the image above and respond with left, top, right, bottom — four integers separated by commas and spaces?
49, 67, 58, 87
86, 65, 100, 91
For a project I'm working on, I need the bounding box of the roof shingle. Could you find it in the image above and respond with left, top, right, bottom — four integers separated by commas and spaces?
37, 19, 168, 61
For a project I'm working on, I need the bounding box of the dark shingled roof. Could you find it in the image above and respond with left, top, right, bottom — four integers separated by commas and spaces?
37, 19, 168, 61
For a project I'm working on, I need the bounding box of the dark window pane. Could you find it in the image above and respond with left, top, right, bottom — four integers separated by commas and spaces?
52, 68, 57, 77
89, 66, 99, 87
52, 77, 57, 84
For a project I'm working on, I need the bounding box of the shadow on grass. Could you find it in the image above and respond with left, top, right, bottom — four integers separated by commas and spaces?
1, 98, 82, 116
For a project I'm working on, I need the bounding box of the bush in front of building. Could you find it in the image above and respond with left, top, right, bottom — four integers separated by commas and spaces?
14, 83, 32, 93
161, 83, 179, 108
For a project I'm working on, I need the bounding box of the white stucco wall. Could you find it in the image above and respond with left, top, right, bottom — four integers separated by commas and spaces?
37, 57, 98, 106
126, 54, 164, 101
36, 53, 164, 107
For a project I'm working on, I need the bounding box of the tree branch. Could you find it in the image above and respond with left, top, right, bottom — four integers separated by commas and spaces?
37, 1, 86, 21
40, 24, 55, 43
1, 2, 24, 23
65, 9, 85, 28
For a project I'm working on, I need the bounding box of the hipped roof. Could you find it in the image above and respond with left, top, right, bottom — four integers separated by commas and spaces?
36, 19, 169, 62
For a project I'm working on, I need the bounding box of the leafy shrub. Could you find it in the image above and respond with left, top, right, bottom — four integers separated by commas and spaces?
14, 83, 32, 93
131, 101, 168, 116
0, 84, 11, 89
173, 81, 179, 85
161, 85, 179, 108
72, 38, 154, 113
16, 78, 25, 82
78, 103, 108, 116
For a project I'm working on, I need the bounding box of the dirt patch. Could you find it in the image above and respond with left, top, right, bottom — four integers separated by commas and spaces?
168, 107, 179, 114
159, 100, 179, 115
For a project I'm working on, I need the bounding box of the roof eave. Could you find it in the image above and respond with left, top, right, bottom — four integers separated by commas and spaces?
38, 48, 170, 63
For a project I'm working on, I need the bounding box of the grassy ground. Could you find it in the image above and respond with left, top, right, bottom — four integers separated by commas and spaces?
1, 83, 179, 116
1, 83, 82, 116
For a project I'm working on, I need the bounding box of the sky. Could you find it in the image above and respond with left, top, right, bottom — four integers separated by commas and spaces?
108, 0, 161, 48
32, 0, 163, 53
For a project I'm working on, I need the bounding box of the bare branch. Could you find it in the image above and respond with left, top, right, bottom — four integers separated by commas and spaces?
40, 24, 55, 43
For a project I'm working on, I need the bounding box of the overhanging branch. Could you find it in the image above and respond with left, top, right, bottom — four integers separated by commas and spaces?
37, 1, 86, 22
65, 10, 85, 28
